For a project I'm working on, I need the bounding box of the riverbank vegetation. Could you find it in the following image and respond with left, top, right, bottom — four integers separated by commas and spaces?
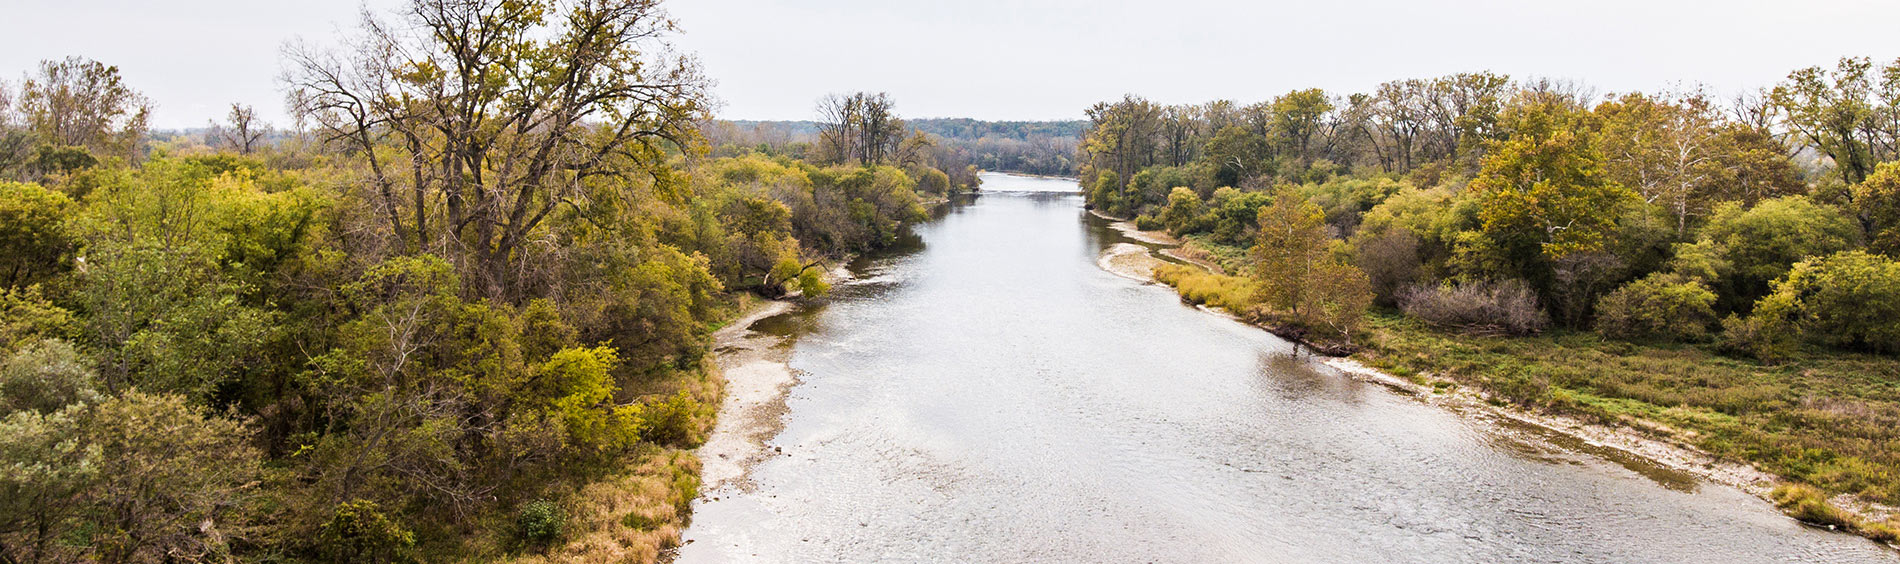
1084, 61, 1900, 536
0, 0, 952, 561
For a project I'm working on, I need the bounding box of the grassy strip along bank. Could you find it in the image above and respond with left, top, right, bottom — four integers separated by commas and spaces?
1119, 229, 1900, 547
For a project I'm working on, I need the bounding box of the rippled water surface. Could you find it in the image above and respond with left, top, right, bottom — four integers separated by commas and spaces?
678, 173, 1898, 563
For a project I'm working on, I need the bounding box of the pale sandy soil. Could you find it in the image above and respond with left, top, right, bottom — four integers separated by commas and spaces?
698, 300, 798, 492
1098, 243, 1168, 282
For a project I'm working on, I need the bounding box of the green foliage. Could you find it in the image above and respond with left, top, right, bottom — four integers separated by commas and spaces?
76, 240, 273, 399
515, 500, 566, 547
533, 347, 640, 451
0, 339, 99, 414
0, 182, 76, 289
1854, 161, 1900, 255
1703, 196, 1859, 304
798, 268, 830, 298
1751, 251, 1900, 354
1157, 187, 1205, 234
318, 500, 416, 564
1296, 175, 1408, 233
0, 391, 265, 564
1468, 99, 1637, 293
637, 391, 707, 448
1594, 273, 1719, 342
1717, 313, 1797, 364
0, 404, 96, 564
0, 286, 76, 353
1201, 187, 1275, 245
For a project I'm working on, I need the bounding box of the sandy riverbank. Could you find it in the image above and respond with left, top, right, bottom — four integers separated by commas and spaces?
698, 300, 799, 492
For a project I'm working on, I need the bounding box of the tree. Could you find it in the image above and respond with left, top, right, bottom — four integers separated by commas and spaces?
1703, 196, 1859, 305
1268, 88, 1334, 168
0, 339, 99, 415
1594, 92, 1726, 235
814, 92, 908, 166
1854, 161, 1900, 255
287, 0, 712, 300
1467, 97, 1636, 296
1769, 56, 1900, 187
18, 57, 150, 161
1201, 125, 1271, 187
1252, 189, 1371, 338
210, 103, 268, 154
1080, 95, 1164, 205
0, 392, 264, 564
0, 182, 75, 289
1750, 251, 1900, 354
75, 241, 273, 398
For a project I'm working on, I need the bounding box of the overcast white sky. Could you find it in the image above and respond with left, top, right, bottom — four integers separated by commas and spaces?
2, 0, 1896, 129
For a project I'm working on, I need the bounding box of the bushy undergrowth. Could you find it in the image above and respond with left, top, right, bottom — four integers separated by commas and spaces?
1396, 280, 1549, 336
1152, 263, 1255, 313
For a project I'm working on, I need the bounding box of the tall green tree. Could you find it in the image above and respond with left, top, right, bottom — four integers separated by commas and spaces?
0, 182, 75, 289
1252, 189, 1371, 338
1467, 97, 1636, 292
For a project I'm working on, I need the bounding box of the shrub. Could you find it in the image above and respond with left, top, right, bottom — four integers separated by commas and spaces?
1133, 214, 1163, 231
516, 499, 565, 546
797, 268, 830, 297
1594, 273, 1718, 342
637, 391, 706, 448
1397, 279, 1549, 336
1352, 227, 1421, 306
317, 500, 415, 564
1703, 196, 1858, 303
1157, 187, 1204, 234
1717, 313, 1795, 364
0, 339, 100, 414
1752, 251, 1900, 354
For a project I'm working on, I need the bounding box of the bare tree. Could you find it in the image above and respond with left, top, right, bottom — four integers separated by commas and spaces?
207, 103, 269, 154
815, 92, 905, 165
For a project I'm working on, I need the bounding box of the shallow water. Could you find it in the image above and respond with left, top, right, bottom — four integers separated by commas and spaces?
677, 173, 1897, 563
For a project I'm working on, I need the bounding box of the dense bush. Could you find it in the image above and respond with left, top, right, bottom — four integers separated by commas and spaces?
636, 391, 708, 448
1397, 280, 1549, 336
1751, 251, 1900, 354
1703, 196, 1859, 304
1594, 273, 1719, 342
516, 500, 566, 546
1157, 187, 1204, 234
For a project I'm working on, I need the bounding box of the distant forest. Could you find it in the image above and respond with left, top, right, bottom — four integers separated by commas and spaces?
705, 118, 1085, 177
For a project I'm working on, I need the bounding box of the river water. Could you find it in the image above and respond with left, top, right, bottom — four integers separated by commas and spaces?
677, 173, 1897, 563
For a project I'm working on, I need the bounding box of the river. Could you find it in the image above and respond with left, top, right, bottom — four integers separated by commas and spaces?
676, 172, 1897, 563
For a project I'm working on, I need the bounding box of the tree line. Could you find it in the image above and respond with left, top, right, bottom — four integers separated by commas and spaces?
0, 0, 945, 562
703, 116, 1083, 178
1085, 59, 1900, 360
